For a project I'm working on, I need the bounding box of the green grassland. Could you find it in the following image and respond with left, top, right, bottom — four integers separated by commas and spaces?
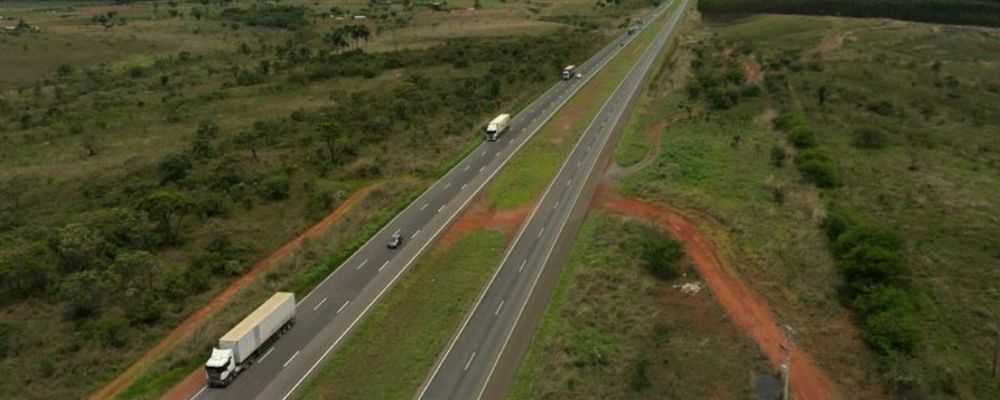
299, 229, 508, 400
613, 12, 997, 399
0, 0, 663, 398
511, 211, 766, 399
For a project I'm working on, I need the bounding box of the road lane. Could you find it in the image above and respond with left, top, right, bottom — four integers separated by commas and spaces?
415, 1, 689, 399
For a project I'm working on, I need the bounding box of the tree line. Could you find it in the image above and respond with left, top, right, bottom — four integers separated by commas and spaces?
698, 0, 1000, 27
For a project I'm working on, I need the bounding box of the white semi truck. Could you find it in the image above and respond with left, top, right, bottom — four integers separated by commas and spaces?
205, 292, 297, 387
486, 113, 511, 141
562, 65, 576, 80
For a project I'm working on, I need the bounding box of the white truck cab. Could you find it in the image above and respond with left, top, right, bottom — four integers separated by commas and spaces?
205, 348, 239, 387
562, 65, 576, 80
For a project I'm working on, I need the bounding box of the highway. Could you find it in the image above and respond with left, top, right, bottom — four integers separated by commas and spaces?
415, 1, 689, 399
191, 4, 674, 400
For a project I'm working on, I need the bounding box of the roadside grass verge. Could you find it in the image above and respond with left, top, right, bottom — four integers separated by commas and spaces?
510, 212, 762, 399
299, 229, 508, 399
484, 0, 675, 211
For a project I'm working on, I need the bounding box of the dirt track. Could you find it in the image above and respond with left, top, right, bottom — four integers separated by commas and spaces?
594, 185, 838, 400
92, 183, 381, 400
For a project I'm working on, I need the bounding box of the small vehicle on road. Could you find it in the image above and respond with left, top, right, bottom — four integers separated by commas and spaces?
388, 233, 403, 249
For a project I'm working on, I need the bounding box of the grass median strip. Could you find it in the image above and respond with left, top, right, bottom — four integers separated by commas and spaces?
484, 2, 675, 211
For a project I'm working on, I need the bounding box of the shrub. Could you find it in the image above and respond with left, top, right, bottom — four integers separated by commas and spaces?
787, 125, 816, 148
770, 145, 787, 167
840, 244, 907, 292
159, 153, 192, 183
260, 175, 290, 200
853, 127, 889, 149
833, 224, 904, 259
567, 327, 615, 368
861, 298, 921, 354
630, 356, 652, 392
642, 236, 685, 280
796, 148, 839, 188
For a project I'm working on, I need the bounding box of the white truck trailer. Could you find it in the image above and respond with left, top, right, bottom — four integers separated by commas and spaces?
486, 113, 511, 141
205, 292, 297, 387
562, 65, 576, 80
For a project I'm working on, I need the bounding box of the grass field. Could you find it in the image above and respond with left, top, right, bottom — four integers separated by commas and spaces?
607, 11, 998, 399
299, 229, 508, 399
510, 211, 766, 399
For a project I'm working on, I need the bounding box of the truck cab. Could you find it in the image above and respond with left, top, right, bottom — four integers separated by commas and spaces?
562, 65, 576, 80
205, 348, 239, 387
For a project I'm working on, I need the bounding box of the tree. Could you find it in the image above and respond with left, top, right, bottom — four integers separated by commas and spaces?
0, 242, 56, 305
316, 122, 343, 163
196, 119, 219, 138
235, 129, 262, 161
159, 153, 192, 183
642, 236, 685, 280
59, 269, 113, 319
325, 29, 349, 53
111, 250, 161, 292
260, 176, 290, 200
55, 223, 108, 272
139, 189, 196, 244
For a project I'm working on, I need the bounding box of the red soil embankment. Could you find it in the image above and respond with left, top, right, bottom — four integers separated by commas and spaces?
92, 184, 381, 400
595, 185, 838, 400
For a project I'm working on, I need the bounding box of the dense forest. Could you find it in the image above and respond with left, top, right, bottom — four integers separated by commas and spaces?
698, 0, 1000, 26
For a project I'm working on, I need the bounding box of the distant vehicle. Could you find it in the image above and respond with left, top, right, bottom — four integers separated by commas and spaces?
562, 65, 576, 80
628, 26, 638, 35
486, 113, 511, 141
205, 292, 296, 387
388, 233, 403, 249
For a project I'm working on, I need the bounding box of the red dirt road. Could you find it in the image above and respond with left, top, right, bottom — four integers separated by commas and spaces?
92, 184, 381, 400
594, 185, 838, 400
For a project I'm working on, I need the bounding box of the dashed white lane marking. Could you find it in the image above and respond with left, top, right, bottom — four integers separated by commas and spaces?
464, 352, 477, 371
464, 165, 470, 171
495, 300, 505, 315
379, 260, 390, 272
479, 166, 485, 173
481, 150, 487, 156
313, 297, 328, 311
259, 347, 276, 363
576, 161, 582, 169
444, 182, 452, 190
283, 350, 300, 368
420, 203, 428, 211
411, 229, 421, 239
553, 201, 559, 210
438, 204, 446, 213
495, 152, 501, 158
566, 179, 572, 187
356, 259, 368, 270
393, 228, 401, 236
337, 301, 351, 314
519, 259, 527, 272
461, 183, 467, 191
538, 227, 545, 238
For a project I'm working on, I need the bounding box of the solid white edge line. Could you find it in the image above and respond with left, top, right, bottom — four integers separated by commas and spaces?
413, 4, 672, 398
473, 2, 688, 399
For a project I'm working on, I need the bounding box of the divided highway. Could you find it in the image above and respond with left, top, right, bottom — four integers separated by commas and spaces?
416, 1, 689, 399
191, 4, 675, 399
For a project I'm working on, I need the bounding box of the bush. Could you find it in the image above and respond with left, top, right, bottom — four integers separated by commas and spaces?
630, 356, 652, 392
219, 5, 308, 30
567, 327, 615, 368
642, 236, 685, 280
853, 127, 889, 149
787, 125, 817, 148
861, 297, 921, 354
796, 148, 839, 188
159, 153, 192, 183
259, 175, 290, 200
84, 313, 129, 348
770, 145, 787, 167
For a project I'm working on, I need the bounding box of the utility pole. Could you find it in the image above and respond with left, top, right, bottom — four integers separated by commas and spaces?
780, 323, 796, 400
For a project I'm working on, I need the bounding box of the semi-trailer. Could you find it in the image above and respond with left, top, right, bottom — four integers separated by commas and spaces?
204, 292, 297, 387
486, 113, 511, 141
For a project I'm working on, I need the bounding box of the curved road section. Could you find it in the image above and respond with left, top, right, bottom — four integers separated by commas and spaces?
191, 4, 674, 400
415, 1, 689, 399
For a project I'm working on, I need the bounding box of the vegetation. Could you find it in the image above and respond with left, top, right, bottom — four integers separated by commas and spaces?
616, 12, 999, 399
511, 213, 762, 398
0, 0, 648, 397
698, 0, 1000, 27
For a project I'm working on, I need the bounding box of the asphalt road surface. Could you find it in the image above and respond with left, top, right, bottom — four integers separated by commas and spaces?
191, 4, 673, 400
415, 1, 689, 399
